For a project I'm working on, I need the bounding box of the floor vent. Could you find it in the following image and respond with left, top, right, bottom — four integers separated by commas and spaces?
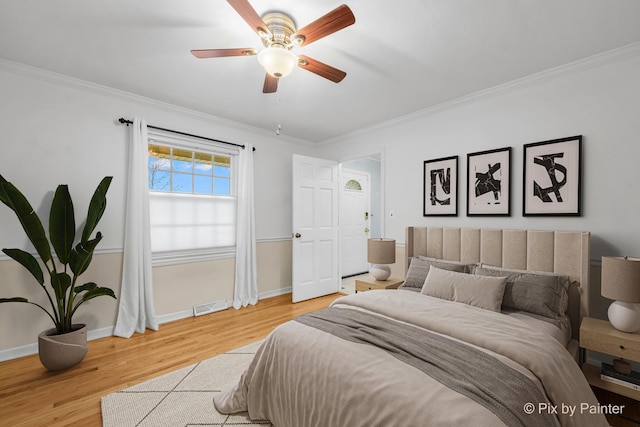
193, 300, 229, 317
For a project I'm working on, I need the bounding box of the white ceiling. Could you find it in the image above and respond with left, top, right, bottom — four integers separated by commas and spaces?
2, 1, 640, 143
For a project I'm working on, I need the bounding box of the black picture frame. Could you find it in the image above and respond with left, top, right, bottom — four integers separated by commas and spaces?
423, 156, 458, 216
523, 135, 582, 216
467, 147, 511, 216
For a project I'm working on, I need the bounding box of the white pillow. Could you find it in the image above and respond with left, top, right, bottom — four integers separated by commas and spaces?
421, 267, 507, 312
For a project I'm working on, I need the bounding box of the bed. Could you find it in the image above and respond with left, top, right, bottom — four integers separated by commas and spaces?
214, 226, 607, 427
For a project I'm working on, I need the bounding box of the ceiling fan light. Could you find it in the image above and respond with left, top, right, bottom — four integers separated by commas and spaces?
258, 46, 298, 78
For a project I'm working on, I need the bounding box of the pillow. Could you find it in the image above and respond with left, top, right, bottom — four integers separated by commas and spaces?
421, 267, 507, 312
472, 264, 570, 319
417, 256, 473, 271
400, 257, 471, 290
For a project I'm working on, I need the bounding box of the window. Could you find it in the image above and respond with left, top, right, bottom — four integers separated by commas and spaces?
147, 132, 238, 265
344, 179, 362, 191
148, 145, 231, 196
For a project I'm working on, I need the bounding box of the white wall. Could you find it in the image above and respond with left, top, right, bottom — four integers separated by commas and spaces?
318, 51, 640, 318
0, 62, 315, 357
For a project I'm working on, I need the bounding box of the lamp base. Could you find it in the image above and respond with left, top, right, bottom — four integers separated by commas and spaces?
608, 301, 640, 333
370, 264, 391, 281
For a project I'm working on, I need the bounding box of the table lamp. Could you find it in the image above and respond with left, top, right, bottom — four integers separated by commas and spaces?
601, 256, 640, 333
368, 238, 396, 281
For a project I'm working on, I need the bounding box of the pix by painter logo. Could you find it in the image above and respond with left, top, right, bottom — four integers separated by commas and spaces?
523, 403, 577, 416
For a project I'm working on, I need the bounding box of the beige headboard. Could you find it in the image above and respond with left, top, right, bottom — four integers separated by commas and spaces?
405, 226, 590, 341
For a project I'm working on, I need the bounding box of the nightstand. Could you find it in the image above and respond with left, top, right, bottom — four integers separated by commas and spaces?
580, 317, 640, 400
355, 276, 403, 293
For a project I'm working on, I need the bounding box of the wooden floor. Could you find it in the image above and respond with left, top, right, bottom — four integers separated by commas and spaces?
0, 292, 340, 427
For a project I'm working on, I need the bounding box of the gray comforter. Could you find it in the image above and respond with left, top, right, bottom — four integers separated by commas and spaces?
214, 290, 608, 427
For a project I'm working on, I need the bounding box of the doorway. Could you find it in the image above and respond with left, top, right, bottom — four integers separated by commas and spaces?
340, 169, 370, 277
340, 155, 382, 280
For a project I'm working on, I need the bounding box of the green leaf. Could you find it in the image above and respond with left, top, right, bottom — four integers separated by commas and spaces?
0, 178, 52, 263
50, 185, 75, 264
2, 248, 44, 285
74, 282, 97, 293
51, 272, 72, 301
81, 177, 112, 242
0, 175, 10, 206
70, 287, 116, 318
81, 287, 116, 302
0, 297, 29, 303
69, 233, 103, 276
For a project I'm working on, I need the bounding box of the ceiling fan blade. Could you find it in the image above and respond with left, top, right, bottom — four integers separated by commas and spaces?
191, 48, 257, 59
297, 55, 346, 83
263, 74, 278, 93
291, 5, 355, 47
227, 0, 271, 38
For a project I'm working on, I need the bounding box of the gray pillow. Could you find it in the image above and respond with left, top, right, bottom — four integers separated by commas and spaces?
421, 267, 507, 312
473, 265, 570, 319
400, 257, 470, 290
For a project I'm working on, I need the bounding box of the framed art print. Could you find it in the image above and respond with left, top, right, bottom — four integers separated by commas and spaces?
423, 156, 458, 216
467, 147, 511, 216
523, 135, 582, 216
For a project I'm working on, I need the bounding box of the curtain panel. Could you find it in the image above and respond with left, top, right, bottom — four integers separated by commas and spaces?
114, 117, 159, 338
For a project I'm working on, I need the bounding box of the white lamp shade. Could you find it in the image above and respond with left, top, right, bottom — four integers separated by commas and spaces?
258, 46, 297, 78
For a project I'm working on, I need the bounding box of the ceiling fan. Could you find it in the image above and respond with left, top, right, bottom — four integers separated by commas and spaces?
191, 0, 355, 93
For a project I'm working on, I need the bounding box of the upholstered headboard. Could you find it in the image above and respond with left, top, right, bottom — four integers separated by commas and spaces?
405, 226, 590, 341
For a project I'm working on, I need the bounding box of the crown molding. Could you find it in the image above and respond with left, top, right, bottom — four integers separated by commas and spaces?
319, 41, 640, 146
0, 58, 312, 146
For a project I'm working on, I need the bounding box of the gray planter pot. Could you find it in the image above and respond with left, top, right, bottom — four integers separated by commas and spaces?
38, 324, 88, 371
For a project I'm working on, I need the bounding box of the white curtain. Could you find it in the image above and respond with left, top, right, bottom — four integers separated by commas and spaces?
114, 117, 159, 338
233, 143, 258, 309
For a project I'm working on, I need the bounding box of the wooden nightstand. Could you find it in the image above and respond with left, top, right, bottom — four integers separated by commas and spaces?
355, 276, 403, 293
580, 317, 640, 400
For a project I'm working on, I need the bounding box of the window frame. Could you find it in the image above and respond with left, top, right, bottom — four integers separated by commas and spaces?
146, 129, 239, 266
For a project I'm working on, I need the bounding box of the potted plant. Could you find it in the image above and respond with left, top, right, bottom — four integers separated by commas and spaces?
0, 175, 116, 370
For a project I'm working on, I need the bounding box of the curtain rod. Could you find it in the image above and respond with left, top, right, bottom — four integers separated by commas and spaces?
117, 118, 255, 151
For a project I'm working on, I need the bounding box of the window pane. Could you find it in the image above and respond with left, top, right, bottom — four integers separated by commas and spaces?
214, 165, 230, 177
172, 148, 193, 173
214, 177, 230, 195
148, 144, 171, 171
172, 173, 193, 193
214, 155, 230, 167
149, 171, 170, 191
345, 179, 362, 191
194, 152, 213, 176
194, 175, 213, 194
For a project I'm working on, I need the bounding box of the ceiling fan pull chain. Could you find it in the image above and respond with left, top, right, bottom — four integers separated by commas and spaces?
275, 96, 282, 136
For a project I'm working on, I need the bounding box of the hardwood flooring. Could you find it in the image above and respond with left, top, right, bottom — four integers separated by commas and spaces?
0, 292, 340, 427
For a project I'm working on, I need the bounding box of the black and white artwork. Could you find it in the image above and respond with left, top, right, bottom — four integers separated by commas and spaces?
423, 156, 458, 216
523, 136, 582, 216
467, 147, 511, 216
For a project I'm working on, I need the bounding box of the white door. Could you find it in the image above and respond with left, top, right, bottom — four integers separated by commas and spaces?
292, 154, 340, 303
340, 169, 370, 277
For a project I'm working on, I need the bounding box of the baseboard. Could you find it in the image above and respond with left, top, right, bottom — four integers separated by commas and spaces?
0, 288, 293, 362
155, 288, 292, 323
0, 325, 115, 362
259, 287, 292, 299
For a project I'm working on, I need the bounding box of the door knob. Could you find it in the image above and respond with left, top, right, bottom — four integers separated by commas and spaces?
294, 233, 302, 238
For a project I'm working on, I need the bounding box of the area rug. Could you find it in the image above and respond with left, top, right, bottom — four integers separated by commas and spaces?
101, 340, 271, 427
